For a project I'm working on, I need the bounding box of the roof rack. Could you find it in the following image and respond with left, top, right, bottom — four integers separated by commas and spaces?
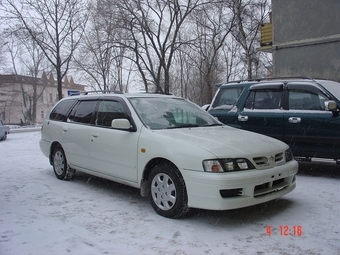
232, 76, 313, 83
83, 90, 123, 95
215, 77, 314, 87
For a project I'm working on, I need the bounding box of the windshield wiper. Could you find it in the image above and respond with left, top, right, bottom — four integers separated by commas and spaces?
167, 124, 200, 129
202, 123, 223, 127
212, 104, 233, 110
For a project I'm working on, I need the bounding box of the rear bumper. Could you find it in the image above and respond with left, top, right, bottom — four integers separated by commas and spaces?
39, 138, 51, 162
182, 160, 298, 210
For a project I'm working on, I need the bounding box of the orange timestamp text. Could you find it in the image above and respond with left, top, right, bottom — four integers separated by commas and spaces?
266, 225, 303, 236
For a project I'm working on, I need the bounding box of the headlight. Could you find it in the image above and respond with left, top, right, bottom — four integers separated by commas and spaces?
203, 160, 224, 172
203, 158, 255, 172
285, 149, 294, 162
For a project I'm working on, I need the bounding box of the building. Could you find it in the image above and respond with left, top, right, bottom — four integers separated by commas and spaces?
0, 73, 86, 124
258, 0, 340, 82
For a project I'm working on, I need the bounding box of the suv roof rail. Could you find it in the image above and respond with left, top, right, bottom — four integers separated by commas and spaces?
83, 90, 123, 95
216, 77, 314, 87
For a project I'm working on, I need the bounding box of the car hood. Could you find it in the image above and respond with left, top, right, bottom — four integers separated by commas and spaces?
156, 126, 287, 158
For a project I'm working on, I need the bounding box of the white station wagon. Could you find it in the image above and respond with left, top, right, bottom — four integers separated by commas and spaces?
40, 92, 298, 218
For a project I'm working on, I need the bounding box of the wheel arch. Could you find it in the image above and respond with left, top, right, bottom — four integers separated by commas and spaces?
49, 141, 62, 165
140, 157, 184, 197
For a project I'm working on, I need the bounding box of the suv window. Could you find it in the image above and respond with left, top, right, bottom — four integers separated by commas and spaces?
95, 100, 128, 127
289, 90, 326, 110
50, 99, 76, 121
211, 87, 243, 109
245, 90, 281, 110
68, 100, 97, 124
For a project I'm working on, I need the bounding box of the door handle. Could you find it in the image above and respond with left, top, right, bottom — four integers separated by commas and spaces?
288, 117, 301, 123
238, 115, 248, 122
62, 127, 68, 132
92, 133, 99, 138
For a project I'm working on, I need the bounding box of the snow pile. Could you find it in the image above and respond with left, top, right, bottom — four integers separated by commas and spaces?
0, 131, 339, 255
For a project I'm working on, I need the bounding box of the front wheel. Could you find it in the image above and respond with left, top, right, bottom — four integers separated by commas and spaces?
0, 133, 7, 141
148, 163, 189, 218
52, 146, 75, 180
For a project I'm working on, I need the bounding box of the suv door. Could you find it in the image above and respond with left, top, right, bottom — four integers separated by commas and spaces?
89, 98, 139, 182
237, 83, 284, 141
283, 83, 340, 159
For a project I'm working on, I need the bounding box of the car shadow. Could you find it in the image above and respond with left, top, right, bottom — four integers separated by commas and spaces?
185, 198, 294, 225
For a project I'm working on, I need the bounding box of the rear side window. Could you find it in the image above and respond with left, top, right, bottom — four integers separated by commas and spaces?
68, 100, 97, 124
50, 99, 76, 121
289, 90, 326, 110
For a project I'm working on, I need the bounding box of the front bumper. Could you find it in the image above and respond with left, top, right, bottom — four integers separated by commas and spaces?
181, 160, 298, 210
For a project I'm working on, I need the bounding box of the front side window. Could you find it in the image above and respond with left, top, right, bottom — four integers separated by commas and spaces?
68, 100, 97, 124
244, 90, 281, 110
95, 100, 128, 127
50, 99, 76, 121
289, 90, 326, 110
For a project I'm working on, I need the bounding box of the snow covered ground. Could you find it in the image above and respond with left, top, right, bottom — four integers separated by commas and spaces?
0, 131, 339, 255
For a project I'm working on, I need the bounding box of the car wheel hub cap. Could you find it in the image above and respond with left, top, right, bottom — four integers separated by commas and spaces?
151, 173, 176, 210
54, 151, 64, 175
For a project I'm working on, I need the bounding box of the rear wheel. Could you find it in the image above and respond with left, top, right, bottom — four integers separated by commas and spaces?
148, 163, 189, 218
52, 146, 75, 180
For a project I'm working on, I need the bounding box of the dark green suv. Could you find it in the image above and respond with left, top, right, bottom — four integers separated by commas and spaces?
208, 78, 340, 163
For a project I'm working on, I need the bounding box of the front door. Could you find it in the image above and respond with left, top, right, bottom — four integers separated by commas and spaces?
88, 99, 140, 182
237, 86, 284, 141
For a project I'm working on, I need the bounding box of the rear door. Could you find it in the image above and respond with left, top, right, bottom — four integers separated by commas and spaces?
283, 82, 340, 159
62, 99, 98, 170
236, 83, 284, 141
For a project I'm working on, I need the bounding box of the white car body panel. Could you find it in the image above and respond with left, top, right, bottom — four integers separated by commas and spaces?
39, 93, 298, 213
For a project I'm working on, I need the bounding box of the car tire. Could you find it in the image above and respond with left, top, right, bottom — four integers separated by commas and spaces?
148, 162, 189, 218
1, 133, 7, 141
52, 146, 75, 180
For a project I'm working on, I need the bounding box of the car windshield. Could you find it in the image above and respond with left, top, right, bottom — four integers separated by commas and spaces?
317, 80, 340, 100
211, 87, 244, 110
129, 97, 222, 130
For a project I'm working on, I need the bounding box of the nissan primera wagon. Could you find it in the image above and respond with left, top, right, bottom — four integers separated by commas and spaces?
40, 92, 298, 218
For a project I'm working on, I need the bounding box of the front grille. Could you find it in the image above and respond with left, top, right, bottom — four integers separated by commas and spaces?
253, 152, 285, 167
253, 156, 268, 166
275, 153, 284, 163
254, 178, 288, 197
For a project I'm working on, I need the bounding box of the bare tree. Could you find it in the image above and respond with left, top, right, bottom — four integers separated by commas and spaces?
230, 0, 269, 79
116, 0, 206, 94
74, 0, 131, 93
4, 0, 90, 100
4, 29, 46, 123
186, 1, 236, 105
0, 37, 8, 71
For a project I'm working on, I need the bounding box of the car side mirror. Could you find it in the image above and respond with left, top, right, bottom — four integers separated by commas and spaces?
324, 100, 337, 111
111, 119, 131, 130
